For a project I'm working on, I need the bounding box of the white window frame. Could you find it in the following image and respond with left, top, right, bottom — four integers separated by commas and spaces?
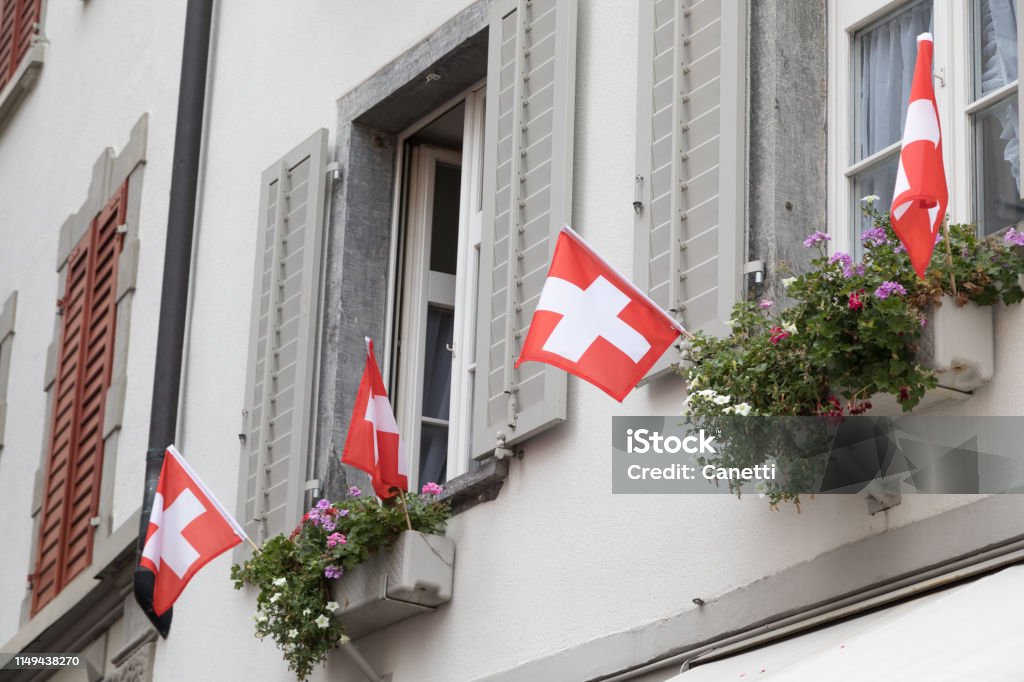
827, 0, 1018, 249
384, 81, 486, 488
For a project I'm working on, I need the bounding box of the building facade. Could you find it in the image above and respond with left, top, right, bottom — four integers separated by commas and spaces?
0, 0, 1022, 680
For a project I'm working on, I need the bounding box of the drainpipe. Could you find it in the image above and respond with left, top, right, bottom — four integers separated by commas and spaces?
133, 0, 214, 638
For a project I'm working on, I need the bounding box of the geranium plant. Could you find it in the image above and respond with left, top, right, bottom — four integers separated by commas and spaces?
231, 484, 451, 681
682, 200, 1024, 504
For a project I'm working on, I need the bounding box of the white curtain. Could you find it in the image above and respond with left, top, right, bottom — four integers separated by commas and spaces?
978, 0, 1019, 187
858, 1, 932, 159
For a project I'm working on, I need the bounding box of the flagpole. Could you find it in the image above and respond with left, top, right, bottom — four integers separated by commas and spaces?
246, 537, 261, 553
397, 490, 414, 531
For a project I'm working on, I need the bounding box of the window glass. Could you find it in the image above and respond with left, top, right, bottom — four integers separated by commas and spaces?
855, 0, 933, 160
420, 306, 454, 484
976, 97, 1024, 232
975, 0, 1018, 97
853, 155, 900, 237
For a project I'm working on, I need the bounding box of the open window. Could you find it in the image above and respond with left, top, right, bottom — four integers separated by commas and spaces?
391, 86, 486, 488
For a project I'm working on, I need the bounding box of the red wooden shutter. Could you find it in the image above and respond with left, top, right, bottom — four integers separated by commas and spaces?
32, 183, 126, 615
0, 0, 41, 92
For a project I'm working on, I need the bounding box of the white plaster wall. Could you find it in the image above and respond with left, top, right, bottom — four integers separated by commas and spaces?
154, 2, 1018, 682
0, 0, 185, 643
0, 0, 1019, 679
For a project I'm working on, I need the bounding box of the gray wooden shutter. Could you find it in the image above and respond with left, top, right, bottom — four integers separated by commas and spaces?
237, 130, 328, 543
634, 0, 745, 375
0, 291, 15, 456
472, 0, 577, 459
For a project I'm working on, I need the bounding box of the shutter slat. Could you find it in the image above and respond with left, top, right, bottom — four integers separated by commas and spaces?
237, 130, 328, 545
473, 0, 575, 459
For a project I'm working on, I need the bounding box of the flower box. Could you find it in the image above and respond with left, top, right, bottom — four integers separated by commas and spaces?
864, 295, 993, 415
331, 530, 455, 639
920, 295, 994, 392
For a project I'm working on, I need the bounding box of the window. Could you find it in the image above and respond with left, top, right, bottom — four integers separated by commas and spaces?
830, 0, 1024, 247
31, 183, 126, 615
0, 0, 42, 90
971, 0, 1021, 233
392, 86, 486, 487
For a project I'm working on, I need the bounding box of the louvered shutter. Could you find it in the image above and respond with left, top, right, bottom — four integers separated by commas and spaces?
472, 0, 576, 459
32, 184, 126, 614
238, 130, 328, 544
634, 0, 745, 375
0, 0, 42, 91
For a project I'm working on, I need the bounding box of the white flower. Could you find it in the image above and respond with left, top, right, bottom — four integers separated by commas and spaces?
782, 277, 797, 288
782, 322, 797, 334
255, 612, 269, 624
272, 577, 287, 587
269, 592, 282, 604
696, 389, 718, 398
721, 406, 735, 414
315, 614, 331, 629
302, 608, 311, 616
724, 318, 736, 328
326, 601, 340, 612
712, 394, 731, 405
288, 628, 299, 639
861, 194, 880, 205
733, 402, 752, 416
339, 634, 351, 645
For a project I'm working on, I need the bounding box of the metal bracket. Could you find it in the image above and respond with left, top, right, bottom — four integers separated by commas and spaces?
326, 161, 342, 183
340, 640, 391, 682
864, 478, 903, 515
743, 259, 765, 285
304, 478, 322, 505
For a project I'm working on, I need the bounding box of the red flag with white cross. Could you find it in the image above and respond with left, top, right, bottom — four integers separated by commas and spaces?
138, 446, 248, 617
891, 32, 948, 279
340, 338, 409, 499
516, 225, 687, 401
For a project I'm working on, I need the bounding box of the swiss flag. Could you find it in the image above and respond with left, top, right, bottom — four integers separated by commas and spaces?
517, 226, 686, 401
137, 446, 247, 620
891, 33, 948, 279
340, 338, 409, 499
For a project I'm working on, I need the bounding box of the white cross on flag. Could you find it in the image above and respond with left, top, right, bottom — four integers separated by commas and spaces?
139, 445, 248, 616
340, 338, 409, 498
517, 225, 687, 401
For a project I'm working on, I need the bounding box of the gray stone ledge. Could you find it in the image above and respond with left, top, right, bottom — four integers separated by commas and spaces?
442, 457, 510, 516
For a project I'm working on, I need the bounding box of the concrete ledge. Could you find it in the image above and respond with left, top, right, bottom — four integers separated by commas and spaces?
479, 495, 1024, 682
442, 457, 510, 516
0, 41, 45, 134
0, 290, 17, 342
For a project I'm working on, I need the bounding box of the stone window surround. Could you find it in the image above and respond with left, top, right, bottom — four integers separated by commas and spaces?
316, 0, 509, 513
20, 113, 148, 632
0, 291, 16, 458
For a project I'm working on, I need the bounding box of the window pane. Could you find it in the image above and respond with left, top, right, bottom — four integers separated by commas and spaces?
422, 306, 454, 421
855, 0, 932, 160
419, 423, 448, 485
852, 153, 900, 241
975, 96, 1024, 234
975, 0, 1018, 97
430, 163, 462, 275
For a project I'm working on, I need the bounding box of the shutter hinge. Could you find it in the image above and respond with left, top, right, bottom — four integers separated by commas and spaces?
633, 175, 644, 214
89, 515, 103, 527
26, 573, 35, 590
304, 479, 322, 506
56, 297, 65, 315
326, 162, 342, 183
115, 224, 128, 235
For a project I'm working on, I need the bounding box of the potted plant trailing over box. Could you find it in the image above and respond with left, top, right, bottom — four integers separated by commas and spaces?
231, 484, 451, 681
681, 200, 1024, 504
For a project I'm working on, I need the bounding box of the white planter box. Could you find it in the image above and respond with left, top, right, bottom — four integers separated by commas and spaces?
332, 530, 455, 639
863, 295, 993, 415
920, 295, 994, 392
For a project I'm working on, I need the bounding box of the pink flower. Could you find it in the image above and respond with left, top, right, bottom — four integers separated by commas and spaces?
759, 300, 774, 309
421, 482, 444, 496
324, 565, 343, 580
848, 292, 863, 311
769, 326, 790, 345
327, 533, 346, 548
348, 486, 362, 498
